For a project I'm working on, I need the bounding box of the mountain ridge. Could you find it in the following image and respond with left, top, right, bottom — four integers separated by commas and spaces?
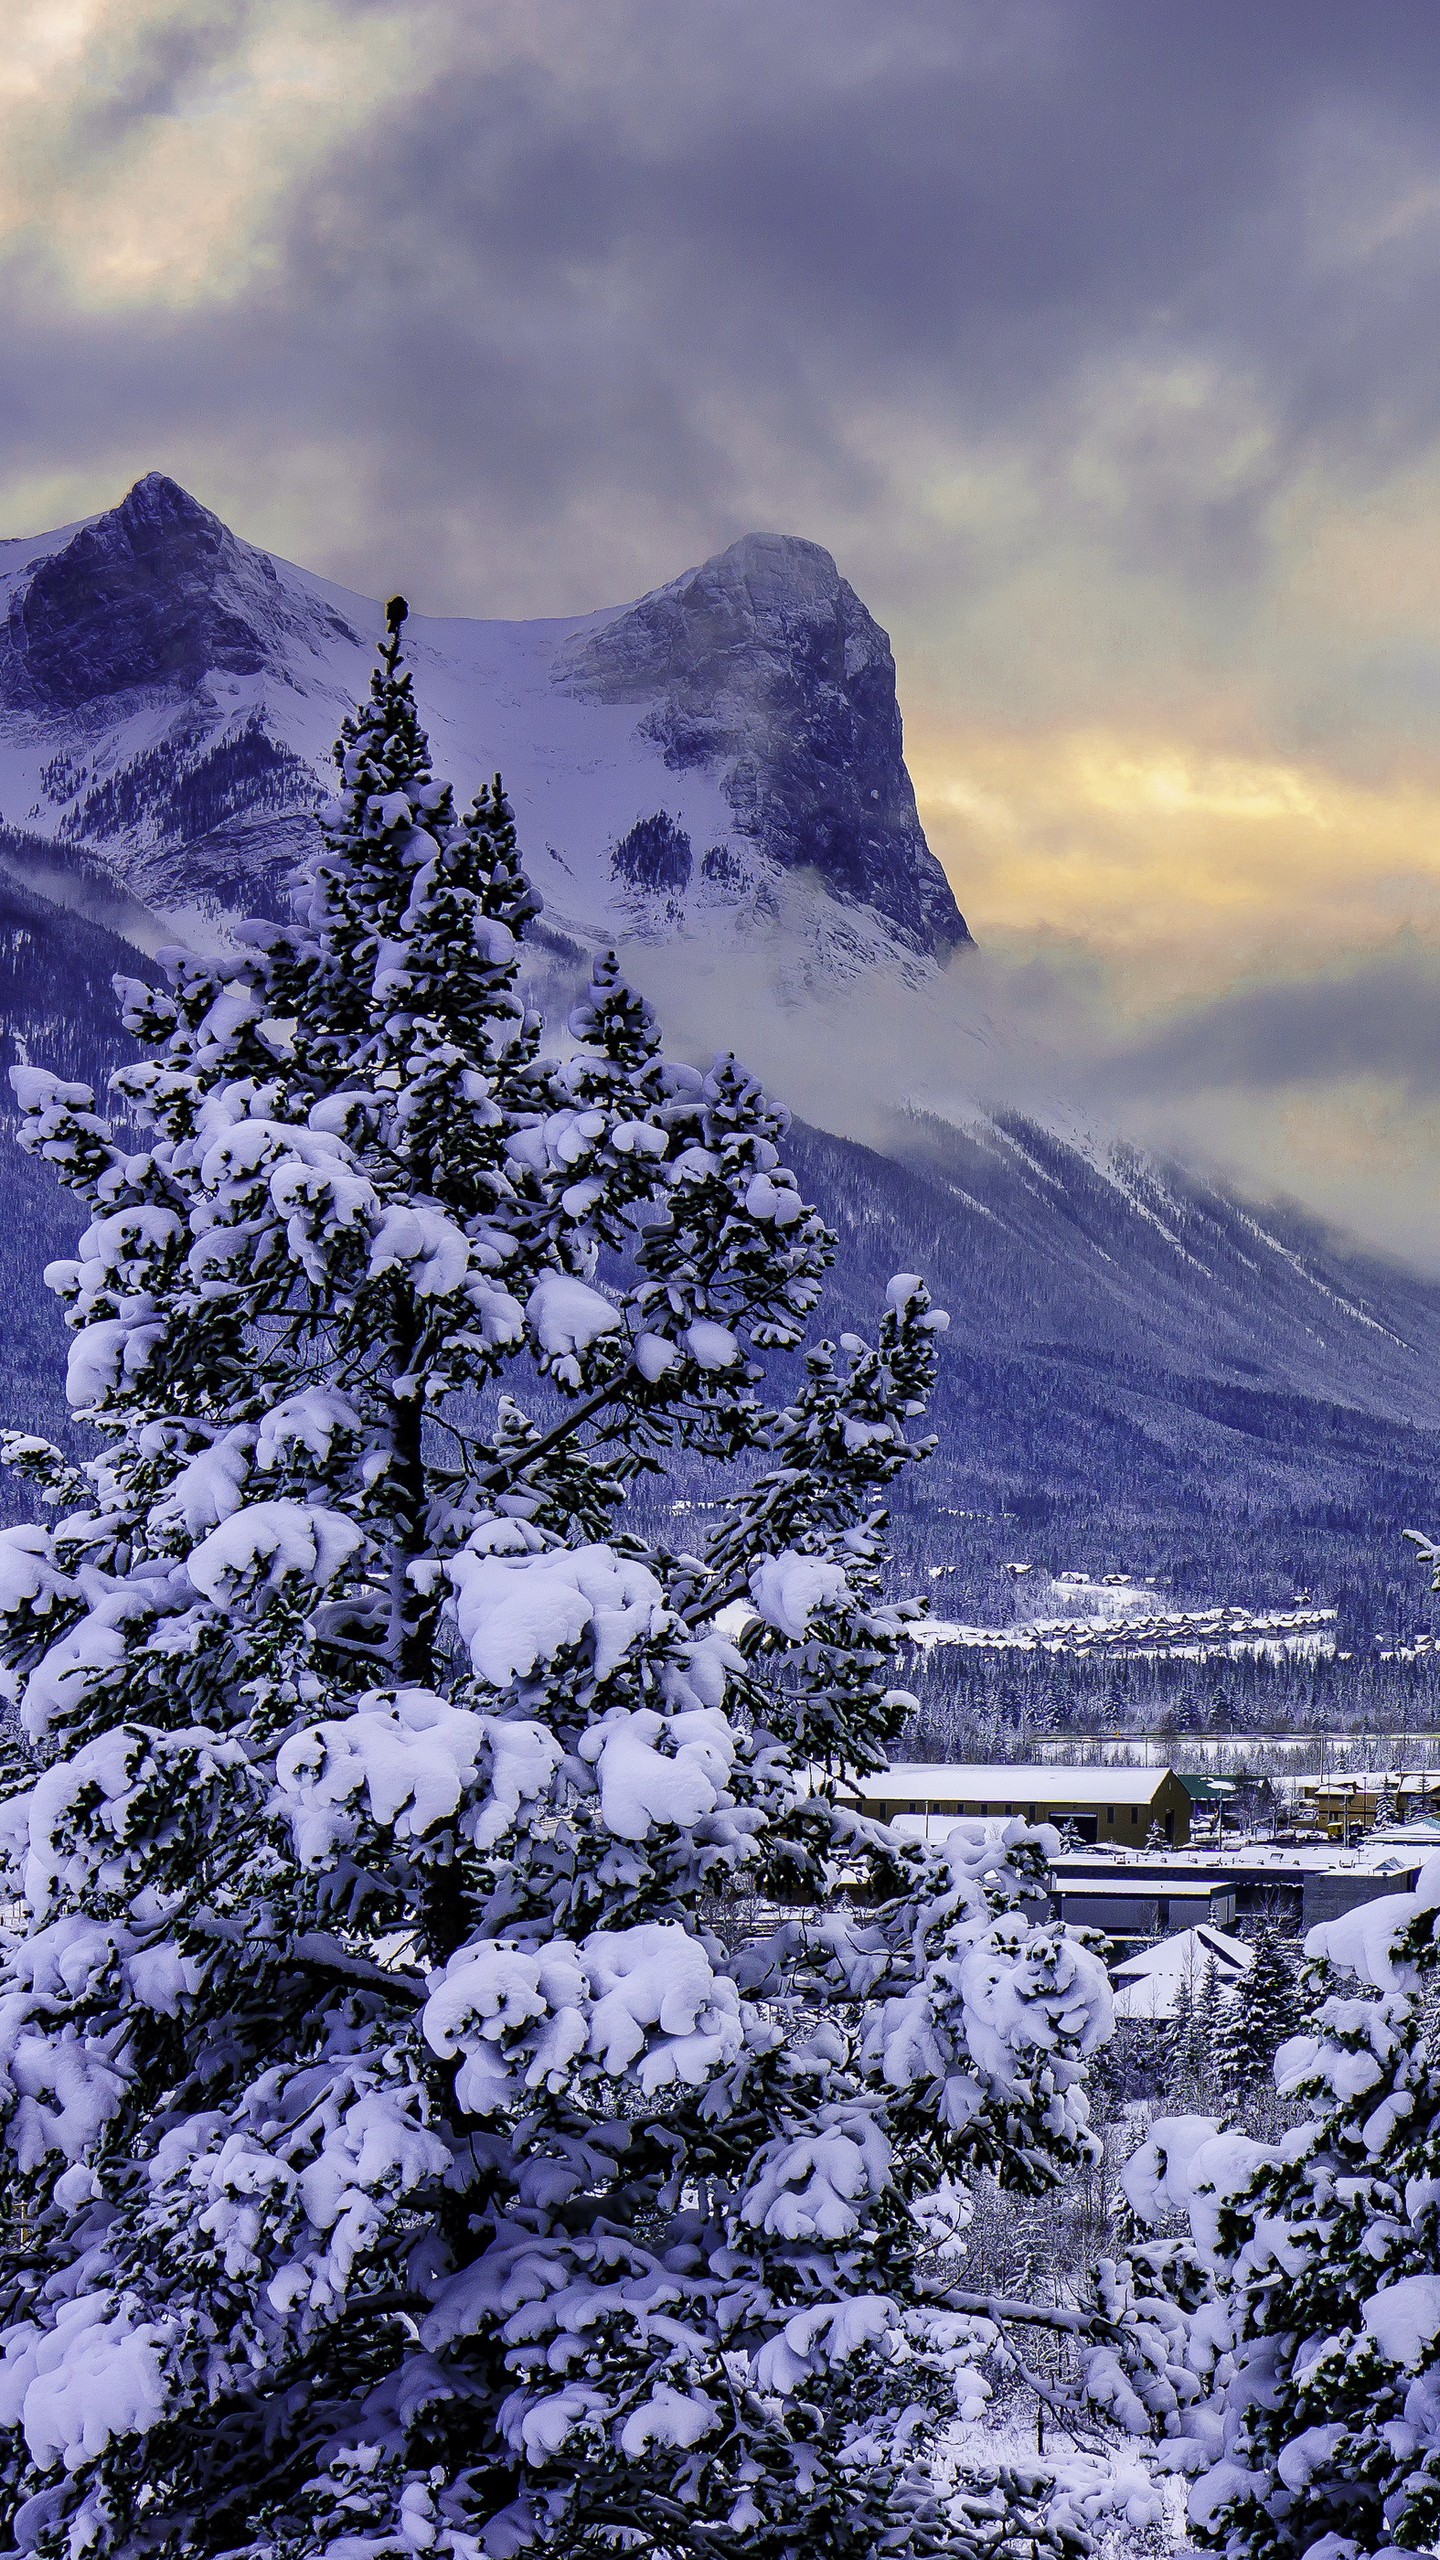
0, 475, 965, 965
0, 472, 362, 713
2, 476, 1438, 1630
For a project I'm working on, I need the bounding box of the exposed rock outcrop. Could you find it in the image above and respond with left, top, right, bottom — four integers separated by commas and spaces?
559, 532, 968, 954
0, 474, 358, 712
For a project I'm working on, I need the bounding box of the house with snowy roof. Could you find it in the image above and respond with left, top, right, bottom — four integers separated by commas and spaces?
1052, 1839, 1426, 1932
1297, 1770, 1440, 1840
1110, 1924, 1252, 2022
839, 1762, 1192, 1847
1051, 1868, 1238, 1936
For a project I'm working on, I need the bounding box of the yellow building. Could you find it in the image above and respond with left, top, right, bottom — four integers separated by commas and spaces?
1298, 1771, 1440, 1841
840, 1763, 1192, 1847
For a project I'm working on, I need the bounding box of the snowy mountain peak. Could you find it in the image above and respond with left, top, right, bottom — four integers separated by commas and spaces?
0, 472, 360, 714
0, 478, 966, 972
616, 529, 854, 635
560, 532, 968, 954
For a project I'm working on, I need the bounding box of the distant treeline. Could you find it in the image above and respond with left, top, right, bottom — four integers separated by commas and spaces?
903, 1629, 1440, 1755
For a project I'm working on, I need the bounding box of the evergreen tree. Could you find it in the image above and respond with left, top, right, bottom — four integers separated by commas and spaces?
1115, 1877, 1440, 2555
1212, 1927, 1301, 2095
1165, 1955, 1216, 2106
0, 608, 1114, 2560
1376, 1779, 1398, 1832
1208, 1682, 1237, 1735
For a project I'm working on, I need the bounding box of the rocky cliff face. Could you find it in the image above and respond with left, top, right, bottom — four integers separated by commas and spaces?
0, 474, 359, 714
559, 533, 968, 954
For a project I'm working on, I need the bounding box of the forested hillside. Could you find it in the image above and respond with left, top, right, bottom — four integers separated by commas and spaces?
789, 1117, 1440, 1633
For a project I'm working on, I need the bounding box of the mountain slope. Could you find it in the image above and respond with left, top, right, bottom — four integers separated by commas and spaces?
790, 1116, 1440, 1631
0, 474, 965, 970
2, 472, 1439, 1628
9, 868, 1439, 1628
0, 879, 160, 1452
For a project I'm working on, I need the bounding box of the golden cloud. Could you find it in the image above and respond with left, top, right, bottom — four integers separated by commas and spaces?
912, 722, 1440, 1010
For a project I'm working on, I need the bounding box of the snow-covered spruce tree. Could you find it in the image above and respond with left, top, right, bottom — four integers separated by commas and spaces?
1377, 1780, 1399, 1833
1113, 1873, 1440, 2557
1165, 1959, 1217, 2110
1211, 1927, 1301, 2099
0, 605, 1114, 2560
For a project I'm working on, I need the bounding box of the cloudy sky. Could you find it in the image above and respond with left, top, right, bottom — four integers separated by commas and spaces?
10, 0, 1440, 1256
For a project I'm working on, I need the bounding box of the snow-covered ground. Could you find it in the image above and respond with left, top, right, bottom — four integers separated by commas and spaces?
937, 2408, 1188, 2555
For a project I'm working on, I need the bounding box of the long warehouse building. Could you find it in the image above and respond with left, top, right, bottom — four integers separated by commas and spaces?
841, 1763, 1193, 1846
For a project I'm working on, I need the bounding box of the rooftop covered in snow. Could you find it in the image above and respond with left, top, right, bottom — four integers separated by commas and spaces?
843, 1762, 1194, 1846
1112, 1925, 1252, 2022
852, 1763, 1179, 1806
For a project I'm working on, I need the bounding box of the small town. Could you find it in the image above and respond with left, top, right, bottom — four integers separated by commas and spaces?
847, 1750, 1440, 1973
